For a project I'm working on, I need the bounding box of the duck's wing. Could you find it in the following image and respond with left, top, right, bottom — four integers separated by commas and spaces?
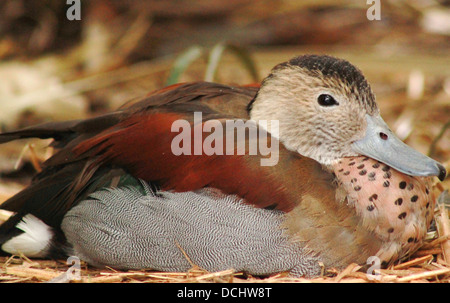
0, 82, 332, 228
0, 82, 380, 270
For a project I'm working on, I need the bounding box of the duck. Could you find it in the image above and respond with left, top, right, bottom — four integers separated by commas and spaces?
0, 55, 446, 278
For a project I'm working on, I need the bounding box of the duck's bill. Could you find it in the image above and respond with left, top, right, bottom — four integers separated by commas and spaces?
351, 114, 446, 181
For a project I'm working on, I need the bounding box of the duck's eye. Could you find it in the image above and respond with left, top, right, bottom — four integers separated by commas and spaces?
318, 94, 339, 106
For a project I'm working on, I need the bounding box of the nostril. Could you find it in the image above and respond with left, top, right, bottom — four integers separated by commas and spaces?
379, 132, 388, 140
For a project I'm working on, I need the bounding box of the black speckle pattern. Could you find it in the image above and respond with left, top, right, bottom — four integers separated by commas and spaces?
333, 156, 435, 266
369, 194, 378, 202
395, 198, 403, 206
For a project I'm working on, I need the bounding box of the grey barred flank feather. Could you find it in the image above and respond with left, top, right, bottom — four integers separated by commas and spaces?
61, 182, 321, 277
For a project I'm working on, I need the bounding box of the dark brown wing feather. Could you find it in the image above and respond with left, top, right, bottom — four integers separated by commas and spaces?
0, 81, 379, 269
0, 81, 335, 229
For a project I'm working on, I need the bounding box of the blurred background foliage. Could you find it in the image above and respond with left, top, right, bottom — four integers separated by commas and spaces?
0, 0, 448, 194
0, 0, 449, 283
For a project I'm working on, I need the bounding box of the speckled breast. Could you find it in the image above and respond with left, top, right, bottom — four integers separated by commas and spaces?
333, 156, 435, 264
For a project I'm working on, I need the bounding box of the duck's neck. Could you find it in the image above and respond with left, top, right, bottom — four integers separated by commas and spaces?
249, 114, 347, 166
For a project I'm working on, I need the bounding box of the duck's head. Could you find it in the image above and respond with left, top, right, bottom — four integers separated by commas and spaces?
249, 55, 446, 181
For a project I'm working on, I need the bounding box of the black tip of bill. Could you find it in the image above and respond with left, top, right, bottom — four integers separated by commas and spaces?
352, 114, 447, 182
437, 163, 447, 182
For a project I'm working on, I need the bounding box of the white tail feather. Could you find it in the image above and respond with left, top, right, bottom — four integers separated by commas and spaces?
2, 214, 53, 258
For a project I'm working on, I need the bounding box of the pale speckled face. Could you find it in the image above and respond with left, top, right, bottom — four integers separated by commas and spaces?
250, 55, 378, 165
250, 55, 445, 180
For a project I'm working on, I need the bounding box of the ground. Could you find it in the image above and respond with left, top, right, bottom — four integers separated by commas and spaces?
0, 0, 449, 283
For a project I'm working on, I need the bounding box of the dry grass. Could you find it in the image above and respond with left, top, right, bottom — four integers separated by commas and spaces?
0, 232, 449, 283
0, 49, 448, 282
0, 0, 449, 283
